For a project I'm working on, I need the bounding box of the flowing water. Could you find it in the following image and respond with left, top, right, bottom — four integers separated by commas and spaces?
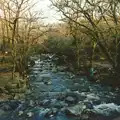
0, 54, 120, 120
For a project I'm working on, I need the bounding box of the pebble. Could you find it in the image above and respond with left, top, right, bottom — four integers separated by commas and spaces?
27, 112, 33, 117
19, 111, 23, 116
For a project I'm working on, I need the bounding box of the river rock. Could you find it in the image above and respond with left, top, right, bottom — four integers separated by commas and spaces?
38, 108, 51, 117
84, 101, 94, 109
52, 108, 58, 114
33, 70, 40, 75
19, 111, 24, 116
51, 99, 57, 104
65, 92, 79, 103
50, 99, 61, 108
65, 96, 76, 104
93, 103, 120, 116
14, 94, 20, 100
27, 112, 34, 117
69, 74, 75, 79
87, 93, 100, 101
45, 108, 58, 118
37, 73, 51, 83
45, 109, 53, 117
74, 83, 80, 86
14, 93, 25, 100
65, 102, 86, 116
44, 108, 57, 117
47, 81, 52, 85
29, 100, 34, 107
42, 99, 51, 106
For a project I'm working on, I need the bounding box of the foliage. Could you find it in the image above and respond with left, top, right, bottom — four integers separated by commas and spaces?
51, 0, 120, 77
44, 34, 74, 54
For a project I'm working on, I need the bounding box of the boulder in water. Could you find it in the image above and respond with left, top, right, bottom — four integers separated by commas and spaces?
27, 112, 34, 117
42, 99, 51, 106
18, 111, 24, 116
87, 93, 100, 101
65, 102, 86, 116
93, 103, 120, 116
65, 96, 76, 104
65, 92, 79, 104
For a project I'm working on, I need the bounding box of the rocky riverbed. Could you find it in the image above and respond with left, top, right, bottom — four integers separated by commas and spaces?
0, 54, 120, 120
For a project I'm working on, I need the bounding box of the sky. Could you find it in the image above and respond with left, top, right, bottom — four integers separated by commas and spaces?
0, 9, 3, 18
0, 0, 61, 24
35, 0, 61, 24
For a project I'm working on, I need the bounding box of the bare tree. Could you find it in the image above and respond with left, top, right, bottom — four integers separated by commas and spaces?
51, 0, 120, 76
0, 0, 47, 79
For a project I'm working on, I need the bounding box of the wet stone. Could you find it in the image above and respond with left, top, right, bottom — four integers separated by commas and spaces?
65, 96, 76, 104
42, 99, 51, 106
65, 102, 86, 116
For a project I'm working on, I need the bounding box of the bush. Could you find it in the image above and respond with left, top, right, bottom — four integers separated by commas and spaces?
43, 35, 74, 55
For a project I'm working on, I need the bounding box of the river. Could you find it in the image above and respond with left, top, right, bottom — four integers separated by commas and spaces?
0, 54, 120, 120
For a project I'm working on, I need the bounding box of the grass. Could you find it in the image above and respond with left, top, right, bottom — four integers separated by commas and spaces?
0, 72, 19, 87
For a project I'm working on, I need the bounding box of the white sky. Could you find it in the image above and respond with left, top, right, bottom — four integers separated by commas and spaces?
0, 0, 61, 24
35, 0, 61, 24
0, 9, 3, 18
